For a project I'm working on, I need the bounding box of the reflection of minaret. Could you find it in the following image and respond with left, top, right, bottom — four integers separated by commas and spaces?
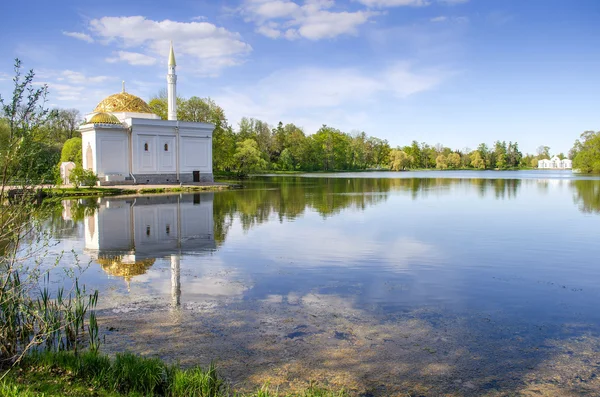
170, 254, 181, 308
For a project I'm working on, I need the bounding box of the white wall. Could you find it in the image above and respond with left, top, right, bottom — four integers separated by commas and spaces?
130, 119, 213, 175
97, 132, 129, 176
180, 136, 212, 173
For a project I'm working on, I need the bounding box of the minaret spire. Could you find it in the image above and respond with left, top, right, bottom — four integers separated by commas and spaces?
167, 41, 177, 121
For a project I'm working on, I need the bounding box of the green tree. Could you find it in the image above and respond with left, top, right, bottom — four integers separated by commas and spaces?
233, 139, 268, 176
389, 149, 413, 171
470, 151, 486, 169
572, 131, 600, 173
436, 154, 448, 170
447, 152, 461, 169
278, 148, 294, 170
69, 166, 99, 187
60, 137, 82, 165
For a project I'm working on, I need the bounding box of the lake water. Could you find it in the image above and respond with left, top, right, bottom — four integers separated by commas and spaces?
44, 171, 600, 396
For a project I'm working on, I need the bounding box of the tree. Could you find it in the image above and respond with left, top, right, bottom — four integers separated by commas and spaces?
233, 139, 268, 176
389, 149, 413, 171
436, 155, 448, 170
60, 137, 82, 165
447, 153, 461, 169
536, 145, 551, 160
50, 108, 81, 142
69, 166, 98, 187
0, 59, 99, 365
572, 131, 600, 173
470, 151, 486, 169
278, 148, 294, 171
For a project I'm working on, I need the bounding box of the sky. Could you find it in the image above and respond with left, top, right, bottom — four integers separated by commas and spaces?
0, 0, 599, 154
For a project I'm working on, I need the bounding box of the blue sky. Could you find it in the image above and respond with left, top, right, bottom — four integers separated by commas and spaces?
0, 0, 599, 154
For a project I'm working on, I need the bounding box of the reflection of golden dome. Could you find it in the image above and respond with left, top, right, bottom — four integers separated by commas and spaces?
94, 92, 153, 114
97, 256, 156, 281
89, 112, 121, 125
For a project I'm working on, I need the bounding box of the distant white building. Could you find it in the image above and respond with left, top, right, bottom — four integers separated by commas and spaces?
538, 156, 572, 169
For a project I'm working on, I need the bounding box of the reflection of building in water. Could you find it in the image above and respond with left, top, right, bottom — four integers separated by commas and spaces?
83, 193, 215, 305
538, 156, 572, 169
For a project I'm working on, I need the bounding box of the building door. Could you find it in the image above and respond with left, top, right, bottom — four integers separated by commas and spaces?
193, 171, 200, 182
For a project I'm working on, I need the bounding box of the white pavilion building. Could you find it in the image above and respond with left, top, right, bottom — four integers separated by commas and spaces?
79, 43, 214, 185
538, 156, 572, 169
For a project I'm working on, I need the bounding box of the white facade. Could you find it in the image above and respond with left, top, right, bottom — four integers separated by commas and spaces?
538, 156, 572, 169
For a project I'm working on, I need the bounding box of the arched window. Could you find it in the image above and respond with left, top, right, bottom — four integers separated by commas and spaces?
144, 143, 149, 152
146, 226, 151, 236
164, 143, 169, 152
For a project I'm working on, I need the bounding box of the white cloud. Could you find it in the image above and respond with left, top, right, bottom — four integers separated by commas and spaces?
257, 25, 282, 38
106, 51, 157, 66
214, 62, 448, 133
242, 0, 380, 40
36, 70, 113, 104
438, 0, 469, 4
62, 31, 94, 43
357, 0, 429, 7
58, 70, 110, 84
86, 16, 252, 76
430, 15, 468, 23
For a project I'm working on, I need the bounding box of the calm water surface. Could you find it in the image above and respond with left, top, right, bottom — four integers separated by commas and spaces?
44, 171, 600, 396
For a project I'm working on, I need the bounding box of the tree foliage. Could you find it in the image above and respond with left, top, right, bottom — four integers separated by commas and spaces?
233, 139, 268, 176
572, 131, 600, 173
60, 137, 82, 165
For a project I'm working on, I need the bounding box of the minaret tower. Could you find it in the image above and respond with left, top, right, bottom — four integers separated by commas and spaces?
167, 41, 177, 121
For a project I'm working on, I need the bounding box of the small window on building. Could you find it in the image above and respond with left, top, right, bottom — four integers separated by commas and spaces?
144, 143, 149, 151
164, 143, 169, 152
166, 224, 171, 235
146, 225, 151, 236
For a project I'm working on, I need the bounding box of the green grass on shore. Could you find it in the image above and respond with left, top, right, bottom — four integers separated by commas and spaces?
42, 184, 236, 200
1, 351, 346, 397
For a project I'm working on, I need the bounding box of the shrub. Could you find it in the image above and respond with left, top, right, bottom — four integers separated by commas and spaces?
69, 167, 99, 188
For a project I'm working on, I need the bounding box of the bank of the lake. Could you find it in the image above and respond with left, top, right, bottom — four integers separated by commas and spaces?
2, 351, 345, 397
19, 183, 241, 200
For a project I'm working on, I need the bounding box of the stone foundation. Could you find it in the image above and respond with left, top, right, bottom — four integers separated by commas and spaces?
132, 173, 214, 184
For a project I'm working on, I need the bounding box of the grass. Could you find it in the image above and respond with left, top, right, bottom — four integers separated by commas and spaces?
1, 351, 347, 397
42, 184, 235, 199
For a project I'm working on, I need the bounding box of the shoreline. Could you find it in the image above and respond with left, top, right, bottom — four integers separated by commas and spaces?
37, 182, 241, 200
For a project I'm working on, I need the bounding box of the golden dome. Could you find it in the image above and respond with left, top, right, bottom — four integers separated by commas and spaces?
89, 112, 121, 125
97, 256, 156, 281
93, 92, 154, 114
